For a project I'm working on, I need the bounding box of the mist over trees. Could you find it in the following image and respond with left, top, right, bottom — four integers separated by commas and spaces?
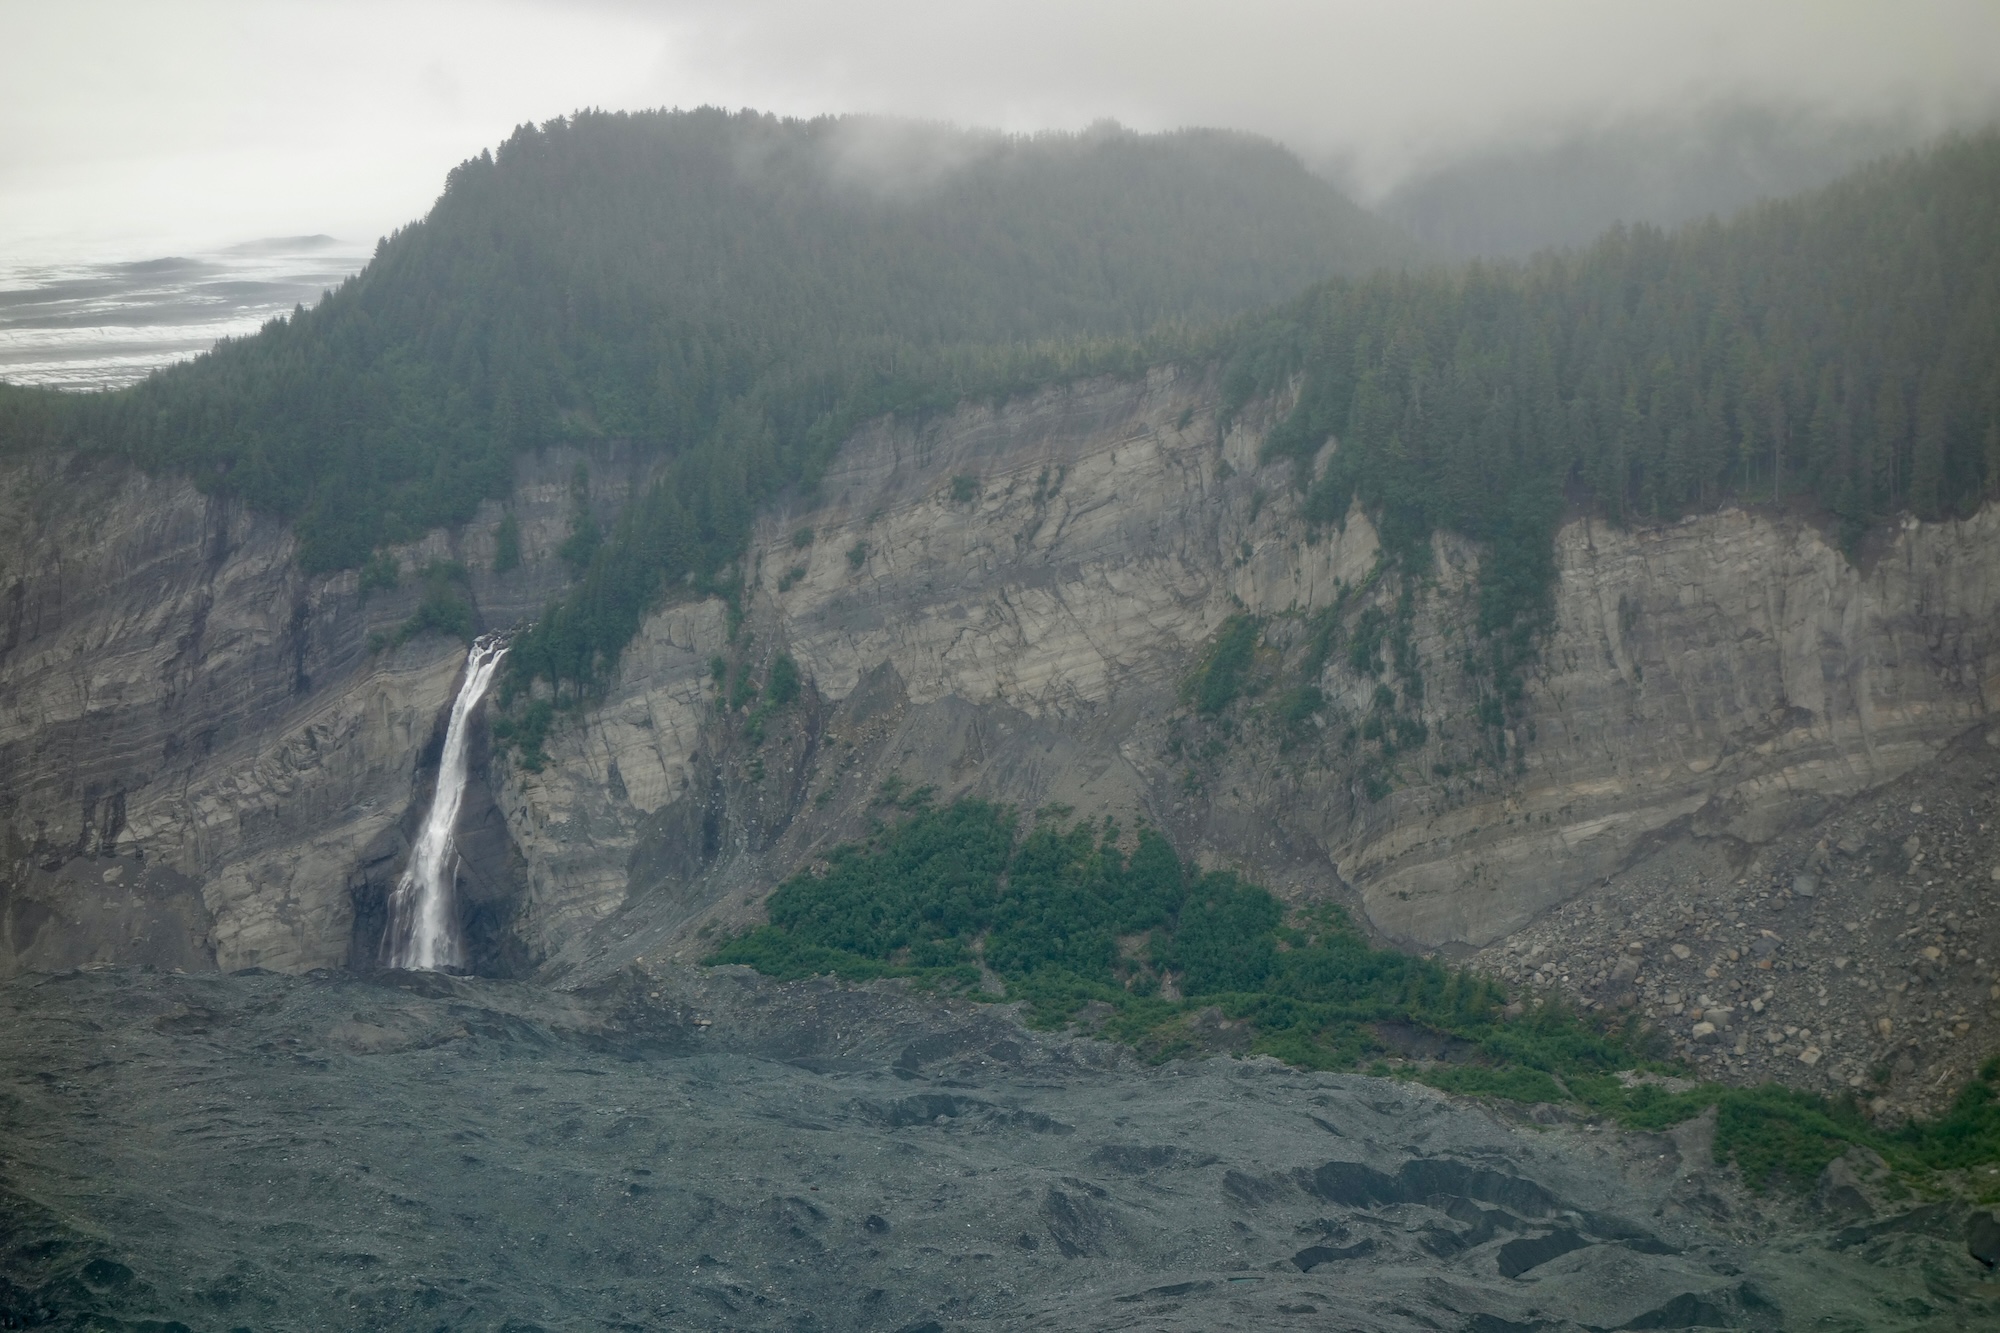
1371, 104, 1956, 260
0, 109, 1412, 575
1220, 130, 2000, 713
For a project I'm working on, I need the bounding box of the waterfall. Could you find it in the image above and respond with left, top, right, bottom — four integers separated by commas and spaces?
383, 635, 507, 971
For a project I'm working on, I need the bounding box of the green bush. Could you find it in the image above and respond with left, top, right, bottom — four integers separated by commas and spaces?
1165, 874, 1281, 993
740, 652, 804, 743
358, 551, 399, 596
1274, 683, 1323, 731
766, 653, 800, 707
1889, 1055, 2000, 1172
753, 800, 1015, 957
557, 463, 602, 573
394, 560, 476, 645
1421, 1065, 1569, 1104
491, 697, 555, 770
710, 797, 1544, 1072
1711, 1085, 1874, 1190
1347, 606, 1386, 675
1185, 614, 1262, 715
706, 795, 2000, 1194
493, 512, 522, 573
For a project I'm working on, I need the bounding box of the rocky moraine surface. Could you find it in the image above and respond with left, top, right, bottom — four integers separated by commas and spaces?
3, 963, 1998, 1331
1475, 729, 2000, 1129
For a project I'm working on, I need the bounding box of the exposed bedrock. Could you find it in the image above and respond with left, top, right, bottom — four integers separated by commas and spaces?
0, 444, 640, 975
3, 369, 1997, 977
506, 368, 2000, 976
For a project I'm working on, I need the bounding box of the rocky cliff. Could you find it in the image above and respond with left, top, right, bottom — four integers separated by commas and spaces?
4, 368, 1997, 985
506, 368, 2000, 980
0, 444, 641, 974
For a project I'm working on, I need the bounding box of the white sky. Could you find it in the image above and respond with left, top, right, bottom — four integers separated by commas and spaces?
3, 0, 1996, 264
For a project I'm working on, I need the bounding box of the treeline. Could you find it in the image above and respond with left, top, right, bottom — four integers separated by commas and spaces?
8, 117, 1997, 735
3, 109, 1408, 578
0, 382, 70, 456
712, 793, 2000, 1192
531, 127, 2000, 718
1222, 129, 2000, 705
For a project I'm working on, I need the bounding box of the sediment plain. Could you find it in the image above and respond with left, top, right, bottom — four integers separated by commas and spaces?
4, 963, 1997, 1332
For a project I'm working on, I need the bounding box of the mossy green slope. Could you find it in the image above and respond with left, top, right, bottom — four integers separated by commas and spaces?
711, 795, 2000, 1195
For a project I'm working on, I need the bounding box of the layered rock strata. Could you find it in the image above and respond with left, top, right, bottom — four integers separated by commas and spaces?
4, 370, 1997, 980
507, 369, 2000, 978
0, 445, 638, 973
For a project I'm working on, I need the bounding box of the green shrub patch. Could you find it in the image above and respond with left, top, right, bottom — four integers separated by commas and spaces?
709, 795, 2000, 1194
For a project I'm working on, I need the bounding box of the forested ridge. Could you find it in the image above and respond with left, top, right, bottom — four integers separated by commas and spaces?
1, 117, 1996, 733
493, 125, 2000, 730
0, 108, 1410, 575
1212, 128, 2000, 719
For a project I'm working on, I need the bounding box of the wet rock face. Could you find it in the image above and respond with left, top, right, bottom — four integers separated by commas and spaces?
513, 370, 2000, 980
344, 698, 535, 977
6, 370, 2000, 980
4, 965, 1996, 1331
0, 445, 626, 976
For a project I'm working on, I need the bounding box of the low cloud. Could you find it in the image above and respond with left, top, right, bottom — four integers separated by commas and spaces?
3, 0, 1996, 261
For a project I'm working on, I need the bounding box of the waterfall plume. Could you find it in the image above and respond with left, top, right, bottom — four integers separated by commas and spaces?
383, 635, 506, 971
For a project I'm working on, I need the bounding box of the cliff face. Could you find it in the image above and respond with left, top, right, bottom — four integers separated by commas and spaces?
1364, 504, 2000, 944
4, 370, 1997, 980
498, 368, 2000, 979
0, 445, 637, 975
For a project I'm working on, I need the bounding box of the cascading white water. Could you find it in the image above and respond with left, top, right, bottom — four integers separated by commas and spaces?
383, 635, 507, 971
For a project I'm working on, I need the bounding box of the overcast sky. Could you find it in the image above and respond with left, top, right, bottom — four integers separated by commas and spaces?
3, 0, 1996, 264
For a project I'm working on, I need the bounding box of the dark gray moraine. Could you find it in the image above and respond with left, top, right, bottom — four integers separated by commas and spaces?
2, 966, 1994, 1331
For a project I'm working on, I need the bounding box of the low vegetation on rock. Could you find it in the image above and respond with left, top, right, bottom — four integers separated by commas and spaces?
711, 792, 2000, 1195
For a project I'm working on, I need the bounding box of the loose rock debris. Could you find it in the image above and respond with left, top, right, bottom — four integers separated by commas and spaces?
1473, 729, 2000, 1127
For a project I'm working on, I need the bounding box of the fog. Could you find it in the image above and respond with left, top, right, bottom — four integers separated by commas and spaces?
1373, 102, 1952, 259
2, 0, 1996, 263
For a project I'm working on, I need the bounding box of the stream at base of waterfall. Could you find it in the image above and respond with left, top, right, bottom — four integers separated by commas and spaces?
382, 636, 506, 971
